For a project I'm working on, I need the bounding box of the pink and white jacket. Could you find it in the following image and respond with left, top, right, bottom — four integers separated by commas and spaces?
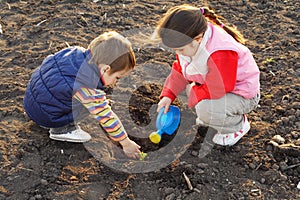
160, 23, 260, 108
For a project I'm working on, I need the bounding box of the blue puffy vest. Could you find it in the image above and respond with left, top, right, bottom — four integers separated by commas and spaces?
23, 46, 104, 128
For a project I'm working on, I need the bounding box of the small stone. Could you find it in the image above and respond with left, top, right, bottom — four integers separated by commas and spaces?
249, 163, 256, 170
265, 144, 273, 151
288, 115, 296, 122
165, 193, 176, 200
295, 110, 300, 118
275, 105, 285, 113
264, 99, 272, 106
35, 194, 42, 199
234, 145, 241, 152
291, 131, 298, 139
281, 117, 289, 125
260, 72, 267, 81
272, 164, 280, 170
279, 174, 288, 181
191, 150, 198, 157
285, 108, 295, 116
275, 119, 283, 125
197, 163, 209, 168
164, 187, 174, 195
243, 191, 249, 196
279, 161, 288, 171
70, 176, 78, 181
185, 164, 193, 169
271, 135, 285, 144
179, 161, 187, 166
291, 102, 300, 109
268, 140, 279, 147
260, 178, 266, 184
40, 179, 48, 185
66, 19, 73, 25
297, 182, 300, 190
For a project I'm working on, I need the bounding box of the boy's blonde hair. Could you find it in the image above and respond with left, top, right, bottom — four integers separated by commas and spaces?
88, 31, 136, 73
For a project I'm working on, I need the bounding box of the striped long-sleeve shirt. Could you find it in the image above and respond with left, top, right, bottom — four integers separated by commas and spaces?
73, 87, 127, 141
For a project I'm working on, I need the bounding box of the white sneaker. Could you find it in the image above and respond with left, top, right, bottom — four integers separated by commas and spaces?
49, 128, 91, 143
212, 115, 250, 146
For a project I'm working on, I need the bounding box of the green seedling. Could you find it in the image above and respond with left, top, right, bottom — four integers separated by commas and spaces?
264, 94, 273, 99
262, 58, 276, 64
139, 152, 147, 161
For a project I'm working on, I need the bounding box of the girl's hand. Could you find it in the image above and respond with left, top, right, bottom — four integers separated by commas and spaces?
157, 97, 172, 114
120, 137, 141, 159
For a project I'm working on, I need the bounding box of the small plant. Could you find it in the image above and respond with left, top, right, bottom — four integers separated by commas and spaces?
139, 152, 147, 161
264, 94, 273, 99
262, 58, 276, 64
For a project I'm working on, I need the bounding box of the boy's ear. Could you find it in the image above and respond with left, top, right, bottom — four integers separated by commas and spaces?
102, 65, 111, 73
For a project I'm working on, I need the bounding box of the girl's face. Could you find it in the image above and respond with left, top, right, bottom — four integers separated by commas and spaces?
101, 65, 131, 86
172, 34, 203, 57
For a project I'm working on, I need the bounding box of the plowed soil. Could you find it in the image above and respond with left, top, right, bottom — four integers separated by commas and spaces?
0, 0, 299, 199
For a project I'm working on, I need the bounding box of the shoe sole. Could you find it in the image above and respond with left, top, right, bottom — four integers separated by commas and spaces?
212, 119, 250, 146
49, 135, 91, 143
227, 120, 250, 146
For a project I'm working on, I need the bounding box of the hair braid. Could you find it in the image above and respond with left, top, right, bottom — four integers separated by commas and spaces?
202, 7, 246, 44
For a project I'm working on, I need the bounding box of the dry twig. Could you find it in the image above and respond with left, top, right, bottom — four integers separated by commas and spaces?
6, 2, 11, 9
35, 19, 47, 27
183, 172, 193, 190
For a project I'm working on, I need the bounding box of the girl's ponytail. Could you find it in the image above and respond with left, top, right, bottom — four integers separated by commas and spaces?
201, 7, 246, 44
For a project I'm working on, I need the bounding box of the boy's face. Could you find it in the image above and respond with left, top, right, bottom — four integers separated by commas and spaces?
101, 67, 131, 86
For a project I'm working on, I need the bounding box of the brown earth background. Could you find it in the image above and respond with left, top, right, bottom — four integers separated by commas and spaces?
0, 0, 300, 199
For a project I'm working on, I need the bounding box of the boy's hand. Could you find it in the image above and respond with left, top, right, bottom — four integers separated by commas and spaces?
120, 137, 141, 159
157, 97, 172, 114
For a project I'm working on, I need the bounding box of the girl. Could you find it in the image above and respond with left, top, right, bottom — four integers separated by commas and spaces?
24, 31, 141, 158
155, 5, 260, 146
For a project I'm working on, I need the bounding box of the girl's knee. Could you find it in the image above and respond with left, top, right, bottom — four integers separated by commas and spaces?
195, 100, 226, 123
195, 101, 213, 123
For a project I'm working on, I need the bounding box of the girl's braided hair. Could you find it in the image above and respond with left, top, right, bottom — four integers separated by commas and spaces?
201, 6, 245, 44
156, 4, 245, 48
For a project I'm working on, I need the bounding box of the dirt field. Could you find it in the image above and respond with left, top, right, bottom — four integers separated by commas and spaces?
0, 0, 299, 199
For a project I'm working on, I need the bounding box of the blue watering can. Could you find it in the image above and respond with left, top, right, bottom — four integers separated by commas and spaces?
149, 105, 181, 144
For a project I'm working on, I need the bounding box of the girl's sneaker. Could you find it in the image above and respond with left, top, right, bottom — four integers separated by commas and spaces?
212, 115, 250, 146
49, 128, 91, 143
